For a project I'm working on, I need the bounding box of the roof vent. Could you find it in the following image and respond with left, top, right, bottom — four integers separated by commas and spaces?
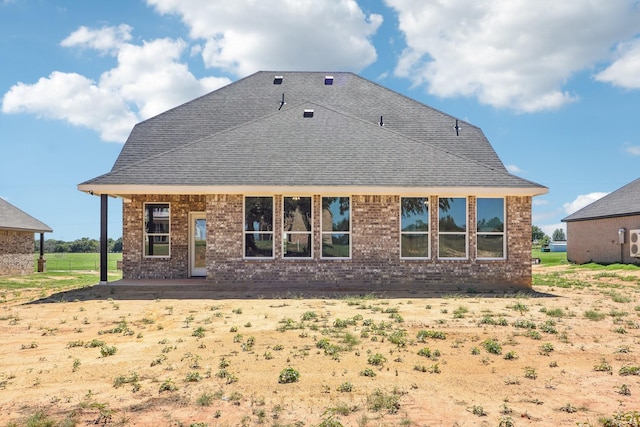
273, 75, 283, 85
379, 115, 384, 126
303, 109, 314, 118
324, 75, 334, 85
279, 93, 286, 110
454, 119, 461, 136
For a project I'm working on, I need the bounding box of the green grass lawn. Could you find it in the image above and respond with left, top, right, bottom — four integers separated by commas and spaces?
35, 252, 122, 271
531, 249, 568, 266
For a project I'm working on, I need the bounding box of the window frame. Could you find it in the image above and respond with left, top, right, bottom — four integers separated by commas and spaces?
243, 196, 275, 259
437, 197, 468, 260
400, 197, 430, 259
321, 196, 351, 259
143, 202, 171, 258
476, 197, 506, 260
282, 196, 313, 259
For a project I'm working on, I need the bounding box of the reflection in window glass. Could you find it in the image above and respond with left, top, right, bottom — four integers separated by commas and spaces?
477, 198, 505, 259
144, 203, 170, 257
283, 197, 312, 258
438, 197, 467, 258
244, 197, 274, 258
321, 197, 350, 258
401, 197, 429, 258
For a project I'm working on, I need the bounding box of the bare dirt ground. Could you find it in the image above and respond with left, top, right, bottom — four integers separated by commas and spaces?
1, 265, 639, 426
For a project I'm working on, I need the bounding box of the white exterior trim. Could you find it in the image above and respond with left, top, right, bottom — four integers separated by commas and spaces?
79, 184, 548, 199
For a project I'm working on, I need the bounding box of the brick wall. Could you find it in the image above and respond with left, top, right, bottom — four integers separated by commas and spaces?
122, 194, 533, 290
567, 215, 640, 265
0, 229, 34, 276
122, 195, 206, 279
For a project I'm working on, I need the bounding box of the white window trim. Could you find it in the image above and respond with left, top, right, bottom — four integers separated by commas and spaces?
400, 197, 431, 260
282, 196, 313, 259
143, 202, 171, 258
476, 197, 507, 260
321, 196, 352, 260
243, 196, 275, 260
437, 196, 468, 260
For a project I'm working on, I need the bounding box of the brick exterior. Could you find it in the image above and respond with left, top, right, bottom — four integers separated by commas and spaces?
566, 215, 640, 265
121, 194, 533, 290
0, 229, 35, 276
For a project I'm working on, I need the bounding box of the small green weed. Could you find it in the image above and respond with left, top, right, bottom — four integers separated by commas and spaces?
278, 367, 300, 384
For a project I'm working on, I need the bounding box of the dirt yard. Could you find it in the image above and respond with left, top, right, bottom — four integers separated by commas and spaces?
1, 265, 639, 426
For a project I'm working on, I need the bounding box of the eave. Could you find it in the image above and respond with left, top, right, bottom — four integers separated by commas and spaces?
78, 183, 548, 200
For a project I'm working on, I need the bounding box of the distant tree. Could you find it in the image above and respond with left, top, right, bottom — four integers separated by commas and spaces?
540, 235, 550, 247
552, 228, 566, 241
70, 237, 99, 253
111, 237, 123, 253
531, 225, 546, 242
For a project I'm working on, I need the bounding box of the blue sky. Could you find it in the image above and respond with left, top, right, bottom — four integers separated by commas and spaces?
1, 0, 639, 241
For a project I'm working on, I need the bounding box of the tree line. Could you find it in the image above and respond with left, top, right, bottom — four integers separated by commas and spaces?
532, 225, 565, 246
34, 237, 123, 253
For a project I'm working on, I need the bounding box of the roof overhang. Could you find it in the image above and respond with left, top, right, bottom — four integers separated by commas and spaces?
0, 226, 52, 233
78, 184, 549, 200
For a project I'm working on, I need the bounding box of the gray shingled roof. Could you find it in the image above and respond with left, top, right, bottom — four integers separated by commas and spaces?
0, 198, 52, 233
80, 71, 546, 194
563, 177, 640, 222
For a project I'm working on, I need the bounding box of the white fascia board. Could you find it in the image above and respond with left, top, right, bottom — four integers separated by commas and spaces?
78, 183, 549, 198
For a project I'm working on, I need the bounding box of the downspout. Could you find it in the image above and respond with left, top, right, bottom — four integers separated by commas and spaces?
100, 194, 108, 285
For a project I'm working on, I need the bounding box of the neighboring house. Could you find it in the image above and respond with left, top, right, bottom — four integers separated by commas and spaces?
79, 71, 547, 290
0, 198, 52, 275
549, 241, 567, 253
563, 177, 640, 265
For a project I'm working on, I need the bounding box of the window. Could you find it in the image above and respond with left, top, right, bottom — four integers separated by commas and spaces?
283, 197, 312, 258
321, 197, 350, 258
477, 198, 505, 259
244, 197, 274, 258
438, 197, 467, 259
144, 203, 170, 257
400, 197, 430, 258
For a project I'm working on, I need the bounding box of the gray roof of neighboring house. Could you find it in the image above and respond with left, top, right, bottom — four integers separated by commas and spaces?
80, 71, 546, 194
563, 177, 640, 222
0, 198, 53, 233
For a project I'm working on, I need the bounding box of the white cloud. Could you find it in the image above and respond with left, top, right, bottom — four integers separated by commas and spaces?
2, 26, 230, 143
385, 0, 640, 112
2, 71, 136, 142
624, 144, 640, 156
595, 38, 640, 89
61, 24, 133, 52
147, 0, 382, 75
563, 192, 608, 215
538, 223, 566, 239
505, 164, 522, 174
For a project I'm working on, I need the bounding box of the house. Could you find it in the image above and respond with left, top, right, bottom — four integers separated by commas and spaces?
78, 71, 547, 290
563, 177, 640, 265
0, 198, 52, 275
549, 241, 567, 253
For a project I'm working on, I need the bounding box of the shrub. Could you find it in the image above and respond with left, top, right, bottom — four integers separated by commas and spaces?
619, 365, 640, 376
367, 388, 402, 414
360, 368, 377, 377
367, 353, 387, 366
539, 342, 554, 356
100, 345, 117, 357
482, 339, 502, 355
416, 330, 446, 341
337, 382, 353, 392
278, 367, 300, 384
159, 378, 178, 392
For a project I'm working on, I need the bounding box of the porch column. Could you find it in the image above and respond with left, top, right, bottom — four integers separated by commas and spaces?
100, 194, 108, 285
37, 233, 46, 272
